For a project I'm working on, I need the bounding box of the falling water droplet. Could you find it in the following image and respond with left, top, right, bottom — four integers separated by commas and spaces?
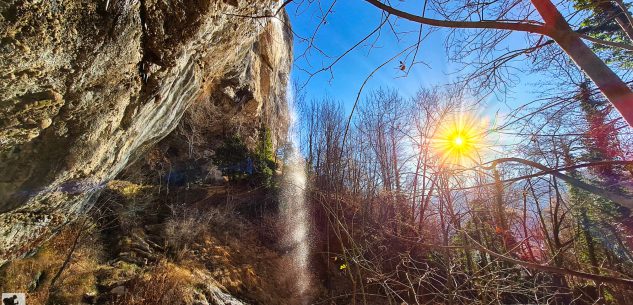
280, 80, 311, 303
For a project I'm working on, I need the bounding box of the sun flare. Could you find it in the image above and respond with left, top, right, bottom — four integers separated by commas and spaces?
432, 113, 487, 167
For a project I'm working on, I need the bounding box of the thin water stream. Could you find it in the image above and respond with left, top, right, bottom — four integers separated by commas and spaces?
279, 84, 311, 303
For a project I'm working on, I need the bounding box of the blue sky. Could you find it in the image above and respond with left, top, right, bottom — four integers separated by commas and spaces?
286, 0, 542, 117
288, 0, 450, 109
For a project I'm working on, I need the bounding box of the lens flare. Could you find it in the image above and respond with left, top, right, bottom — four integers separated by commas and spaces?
454, 136, 464, 146
432, 113, 487, 167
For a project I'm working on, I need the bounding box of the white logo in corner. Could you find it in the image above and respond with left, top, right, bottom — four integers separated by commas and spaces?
2, 293, 25, 305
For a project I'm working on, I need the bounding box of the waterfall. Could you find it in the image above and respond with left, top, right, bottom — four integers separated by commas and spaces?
280, 82, 311, 302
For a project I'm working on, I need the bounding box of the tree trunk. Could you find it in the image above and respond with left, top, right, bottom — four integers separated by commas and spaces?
532, 0, 633, 127
366, 0, 633, 127
580, 207, 601, 274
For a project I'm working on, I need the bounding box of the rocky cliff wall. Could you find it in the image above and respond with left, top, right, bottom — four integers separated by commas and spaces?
130, 13, 293, 186
0, 0, 292, 262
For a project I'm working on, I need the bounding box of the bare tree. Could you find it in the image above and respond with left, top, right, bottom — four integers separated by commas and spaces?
363, 0, 633, 126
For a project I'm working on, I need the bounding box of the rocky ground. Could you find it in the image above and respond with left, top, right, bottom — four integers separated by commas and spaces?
0, 180, 323, 305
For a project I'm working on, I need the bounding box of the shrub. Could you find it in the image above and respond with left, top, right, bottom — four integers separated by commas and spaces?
109, 262, 194, 305
213, 128, 277, 187
163, 203, 238, 260
254, 127, 278, 187
0, 220, 101, 305
212, 135, 252, 181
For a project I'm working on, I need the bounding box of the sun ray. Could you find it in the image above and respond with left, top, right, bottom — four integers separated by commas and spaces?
431, 113, 488, 167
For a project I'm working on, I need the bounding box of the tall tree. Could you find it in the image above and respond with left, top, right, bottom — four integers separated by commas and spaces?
578, 81, 627, 186
364, 0, 633, 126
575, 0, 633, 68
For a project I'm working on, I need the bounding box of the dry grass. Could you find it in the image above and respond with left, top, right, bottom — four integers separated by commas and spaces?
0, 246, 56, 304
108, 261, 194, 305
0, 220, 102, 305
180, 218, 318, 305
163, 204, 213, 258
0, 182, 320, 305
162, 202, 239, 260
104, 180, 157, 232
96, 261, 142, 288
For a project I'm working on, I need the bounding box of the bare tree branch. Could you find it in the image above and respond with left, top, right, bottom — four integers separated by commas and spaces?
364, 0, 546, 34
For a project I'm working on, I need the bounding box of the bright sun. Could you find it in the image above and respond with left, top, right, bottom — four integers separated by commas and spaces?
431, 113, 486, 167
454, 136, 464, 146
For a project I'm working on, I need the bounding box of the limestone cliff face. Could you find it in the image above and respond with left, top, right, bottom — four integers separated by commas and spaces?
0, 0, 292, 261
131, 15, 292, 186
